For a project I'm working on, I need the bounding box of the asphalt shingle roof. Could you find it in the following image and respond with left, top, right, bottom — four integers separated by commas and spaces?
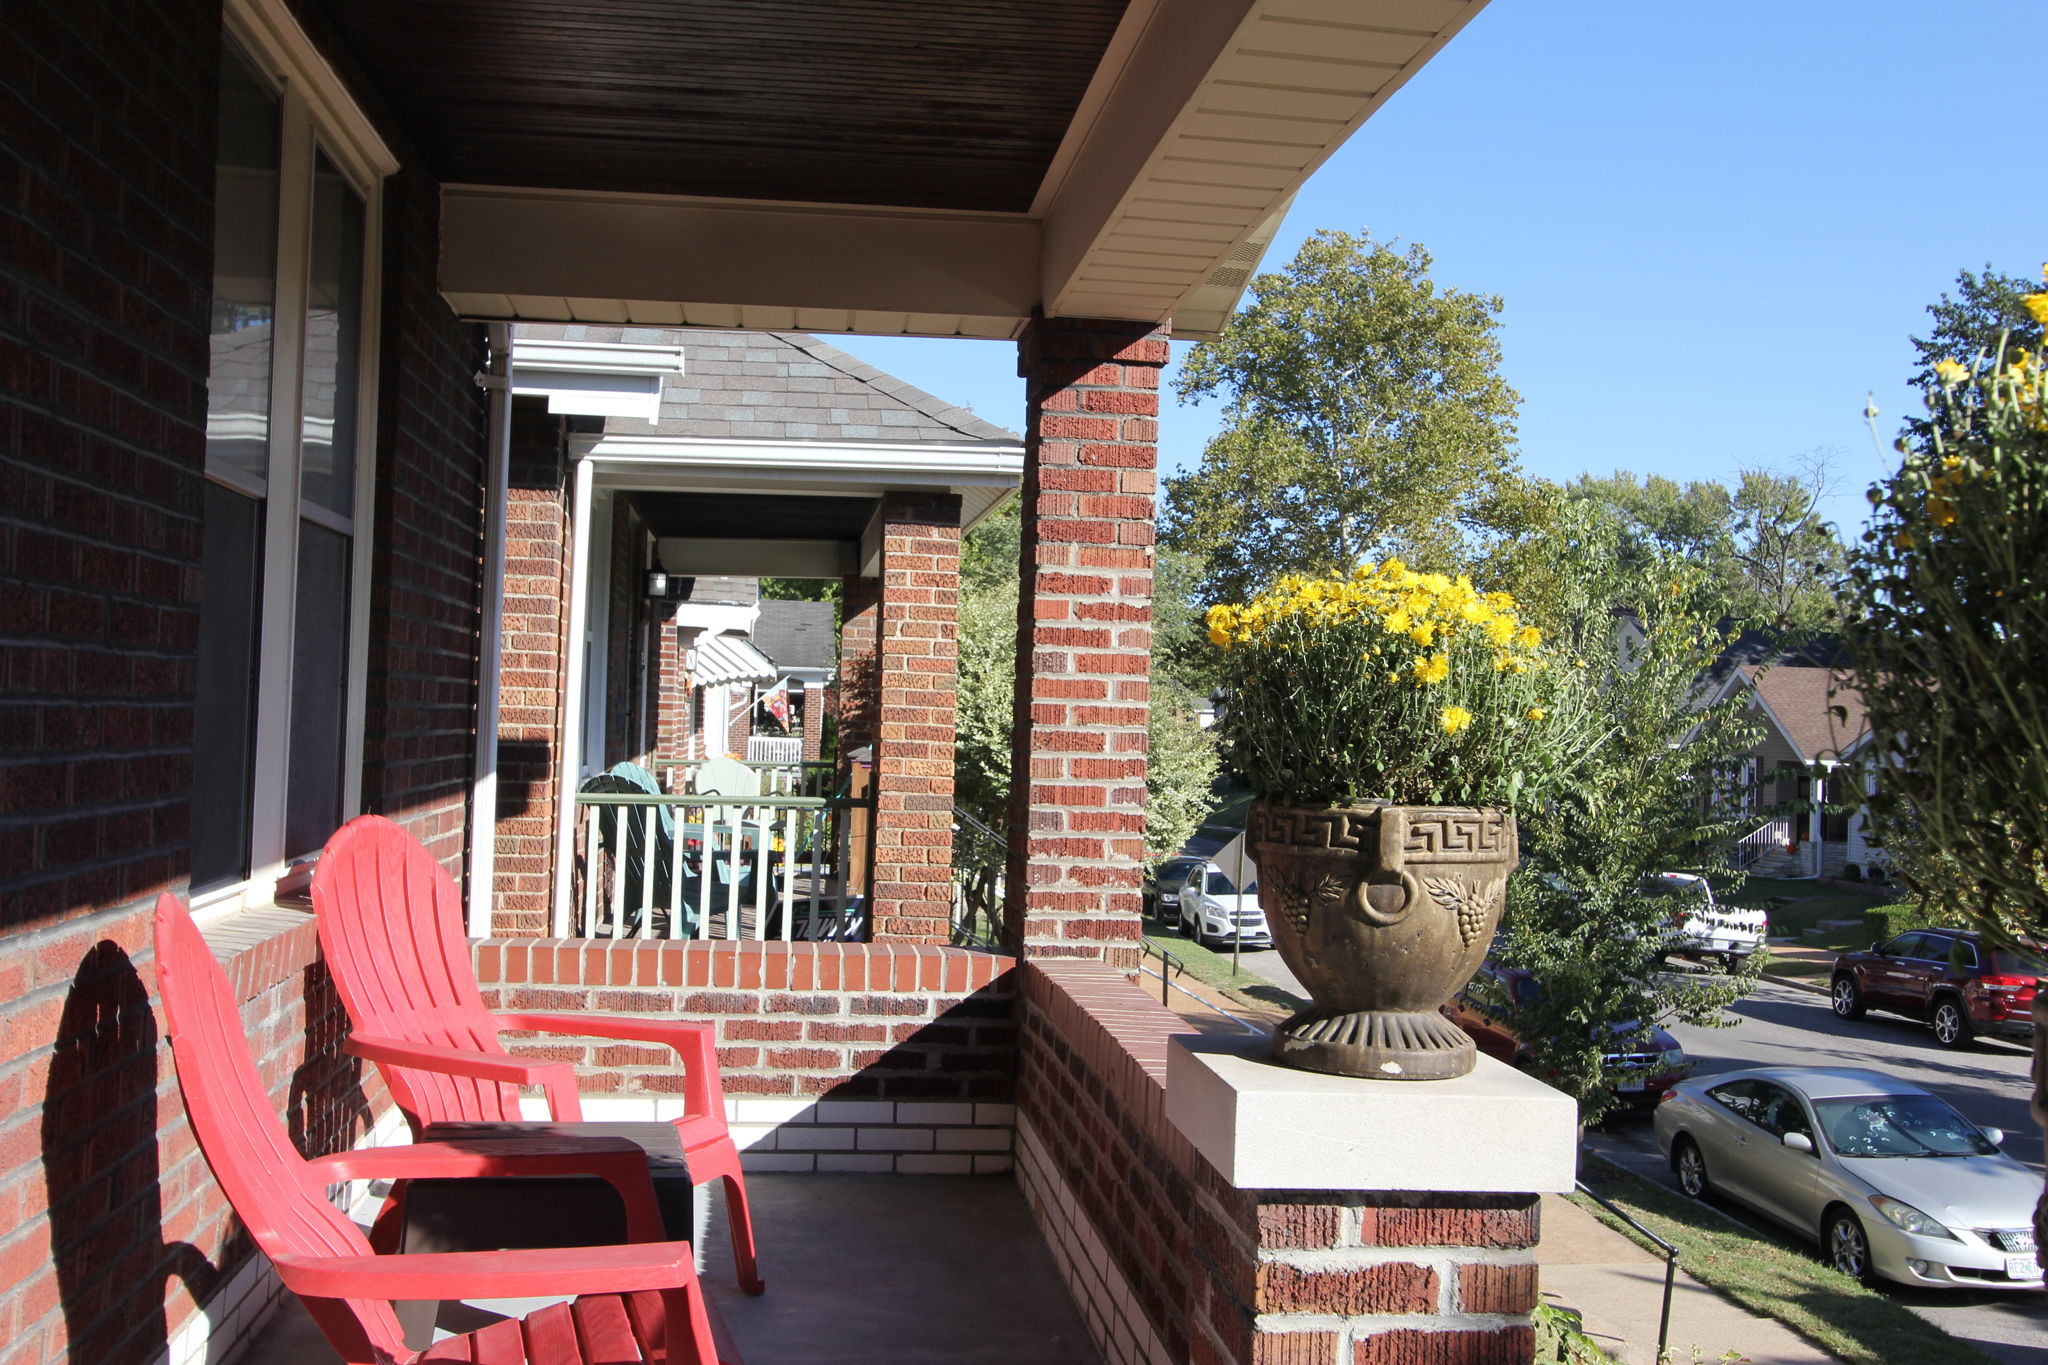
752, 600, 838, 672
516, 324, 1020, 445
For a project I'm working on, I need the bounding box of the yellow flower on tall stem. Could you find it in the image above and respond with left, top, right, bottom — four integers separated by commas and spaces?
1439, 706, 1473, 735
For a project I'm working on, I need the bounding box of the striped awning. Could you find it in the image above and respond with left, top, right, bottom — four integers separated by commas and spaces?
693, 632, 777, 687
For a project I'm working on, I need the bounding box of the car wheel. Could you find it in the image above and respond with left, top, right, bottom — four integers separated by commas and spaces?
1824, 1207, 1873, 1282
1931, 996, 1975, 1049
1830, 975, 1866, 1020
1673, 1137, 1710, 1199
1722, 952, 1749, 972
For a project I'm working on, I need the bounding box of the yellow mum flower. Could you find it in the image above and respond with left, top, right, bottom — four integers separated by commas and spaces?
1516, 625, 1541, 649
1934, 358, 1970, 385
1439, 706, 1473, 735
1384, 609, 1412, 635
1526, 706, 1545, 721
1409, 622, 1436, 648
2024, 293, 2048, 326
1484, 615, 1515, 646
1413, 654, 1450, 685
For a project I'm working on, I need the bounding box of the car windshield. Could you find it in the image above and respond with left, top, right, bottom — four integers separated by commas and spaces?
1642, 876, 1709, 902
1811, 1093, 1998, 1158
1990, 947, 2048, 975
1204, 870, 1256, 895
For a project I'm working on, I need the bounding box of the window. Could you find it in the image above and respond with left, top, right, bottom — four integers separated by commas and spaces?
191, 15, 392, 903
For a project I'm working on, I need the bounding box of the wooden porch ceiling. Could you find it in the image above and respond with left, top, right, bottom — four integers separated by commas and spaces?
309, 0, 1125, 212
301, 0, 1492, 340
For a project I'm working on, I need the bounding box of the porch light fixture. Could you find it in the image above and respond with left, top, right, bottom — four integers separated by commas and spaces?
645, 549, 673, 599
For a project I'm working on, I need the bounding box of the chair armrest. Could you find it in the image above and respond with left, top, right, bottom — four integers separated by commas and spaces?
493, 1014, 720, 1118
303, 1138, 666, 1242
343, 1033, 584, 1121
345, 1034, 561, 1085
271, 1240, 696, 1300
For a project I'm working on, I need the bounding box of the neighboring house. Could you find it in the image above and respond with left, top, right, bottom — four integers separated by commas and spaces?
1704, 634, 1874, 877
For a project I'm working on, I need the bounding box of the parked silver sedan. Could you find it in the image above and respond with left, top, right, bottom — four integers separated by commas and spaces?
1654, 1066, 2042, 1289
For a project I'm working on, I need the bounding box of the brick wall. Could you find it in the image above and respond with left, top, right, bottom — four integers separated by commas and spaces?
360, 164, 491, 874
0, 5, 488, 1361
870, 492, 961, 943
494, 398, 570, 934
1018, 963, 1540, 1365
837, 573, 880, 779
1007, 319, 1165, 965
476, 938, 1018, 1168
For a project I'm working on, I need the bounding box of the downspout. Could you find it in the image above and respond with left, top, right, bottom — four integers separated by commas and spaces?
468, 324, 514, 937
552, 455, 598, 934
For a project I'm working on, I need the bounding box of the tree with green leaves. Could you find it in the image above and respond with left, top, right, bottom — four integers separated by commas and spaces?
951, 498, 1219, 857
1550, 460, 1846, 631
1162, 230, 1523, 604
1490, 501, 1764, 1125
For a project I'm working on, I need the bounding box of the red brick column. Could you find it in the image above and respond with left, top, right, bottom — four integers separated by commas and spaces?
801, 682, 825, 762
1006, 318, 1166, 964
870, 492, 962, 943
493, 399, 570, 934
837, 573, 881, 783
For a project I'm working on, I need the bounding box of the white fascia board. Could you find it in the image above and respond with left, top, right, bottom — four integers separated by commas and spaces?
512, 338, 688, 424
513, 339, 688, 375
587, 437, 1024, 488
670, 602, 758, 637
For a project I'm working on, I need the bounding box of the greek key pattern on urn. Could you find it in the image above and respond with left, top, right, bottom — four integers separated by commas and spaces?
1401, 809, 1515, 863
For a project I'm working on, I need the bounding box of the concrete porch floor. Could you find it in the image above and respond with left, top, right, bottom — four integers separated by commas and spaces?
240, 1172, 1101, 1363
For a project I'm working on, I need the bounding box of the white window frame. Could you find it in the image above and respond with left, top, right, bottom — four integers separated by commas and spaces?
198, 1, 397, 913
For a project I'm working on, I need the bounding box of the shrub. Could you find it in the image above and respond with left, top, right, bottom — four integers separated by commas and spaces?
1863, 903, 1926, 943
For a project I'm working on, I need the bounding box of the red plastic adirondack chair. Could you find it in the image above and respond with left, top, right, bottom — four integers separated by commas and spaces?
311, 814, 763, 1295
153, 892, 730, 1365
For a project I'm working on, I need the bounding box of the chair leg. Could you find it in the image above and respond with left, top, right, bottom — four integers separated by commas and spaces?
720, 1169, 764, 1296
687, 1136, 764, 1294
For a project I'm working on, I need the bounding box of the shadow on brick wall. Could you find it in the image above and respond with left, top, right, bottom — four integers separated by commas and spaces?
286, 957, 377, 1159
43, 943, 214, 1365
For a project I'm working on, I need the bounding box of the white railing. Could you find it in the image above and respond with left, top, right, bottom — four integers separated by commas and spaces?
745, 735, 805, 766
1733, 815, 1794, 870
572, 788, 871, 942
665, 759, 836, 800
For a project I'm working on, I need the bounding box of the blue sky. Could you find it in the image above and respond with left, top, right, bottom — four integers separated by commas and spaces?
830, 1, 2048, 535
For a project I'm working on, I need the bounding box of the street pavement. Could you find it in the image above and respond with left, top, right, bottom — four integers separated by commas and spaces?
1227, 927, 2048, 1362
1597, 968, 2048, 1365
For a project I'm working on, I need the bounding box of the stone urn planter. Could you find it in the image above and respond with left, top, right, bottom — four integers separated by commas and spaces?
1249, 800, 1519, 1080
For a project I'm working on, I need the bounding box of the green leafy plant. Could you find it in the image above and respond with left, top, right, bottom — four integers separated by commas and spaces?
1845, 269, 2048, 939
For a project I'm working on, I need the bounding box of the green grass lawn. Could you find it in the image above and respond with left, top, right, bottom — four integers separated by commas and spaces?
1140, 911, 1307, 1015
1574, 1155, 1997, 1365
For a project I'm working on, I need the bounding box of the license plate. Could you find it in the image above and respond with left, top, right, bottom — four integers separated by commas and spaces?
1618, 1078, 1645, 1092
2008, 1256, 2041, 1281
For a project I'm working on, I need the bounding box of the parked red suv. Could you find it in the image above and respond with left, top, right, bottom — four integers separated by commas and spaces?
1831, 929, 2045, 1048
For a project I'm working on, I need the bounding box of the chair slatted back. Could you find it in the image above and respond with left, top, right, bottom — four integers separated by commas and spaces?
313, 814, 525, 1129
153, 894, 407, 1363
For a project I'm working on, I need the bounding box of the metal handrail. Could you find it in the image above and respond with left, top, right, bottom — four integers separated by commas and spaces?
1573, 1177, 1678, 1361
1140, 938, 1186, 1006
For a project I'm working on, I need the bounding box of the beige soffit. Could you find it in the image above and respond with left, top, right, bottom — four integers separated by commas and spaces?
438, 0, 1488, 341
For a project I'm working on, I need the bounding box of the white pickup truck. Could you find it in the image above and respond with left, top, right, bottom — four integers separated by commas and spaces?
1644, 872, 1767, 969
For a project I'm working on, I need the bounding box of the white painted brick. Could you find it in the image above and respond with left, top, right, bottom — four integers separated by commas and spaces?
856, 1127, 935, 1151
576, 1095, 661, 1122
814, 1099, 895, 1125
896, 1153, 973, 1174
895, 1101, 972, 1125
773, 1125, 856, 1151
728, 1122, 779, 1151
816, 1153, 897, 1173
972, 1154, 1014, 1174
936, 1127, 1011, 1152
973, 1102, 1017, 1127
732, 1098, 818, 1125
739, 1152, 816, 1173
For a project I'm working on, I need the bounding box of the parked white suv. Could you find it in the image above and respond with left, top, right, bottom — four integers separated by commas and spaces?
1644, 872, 1766, 969
1177, 862, 1273, 950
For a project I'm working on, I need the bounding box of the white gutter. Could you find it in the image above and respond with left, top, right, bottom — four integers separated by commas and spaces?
467, 325, 513, 937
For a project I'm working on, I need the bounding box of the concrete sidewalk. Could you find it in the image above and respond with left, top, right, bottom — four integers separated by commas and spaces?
1538, 1193, 1834, 1365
